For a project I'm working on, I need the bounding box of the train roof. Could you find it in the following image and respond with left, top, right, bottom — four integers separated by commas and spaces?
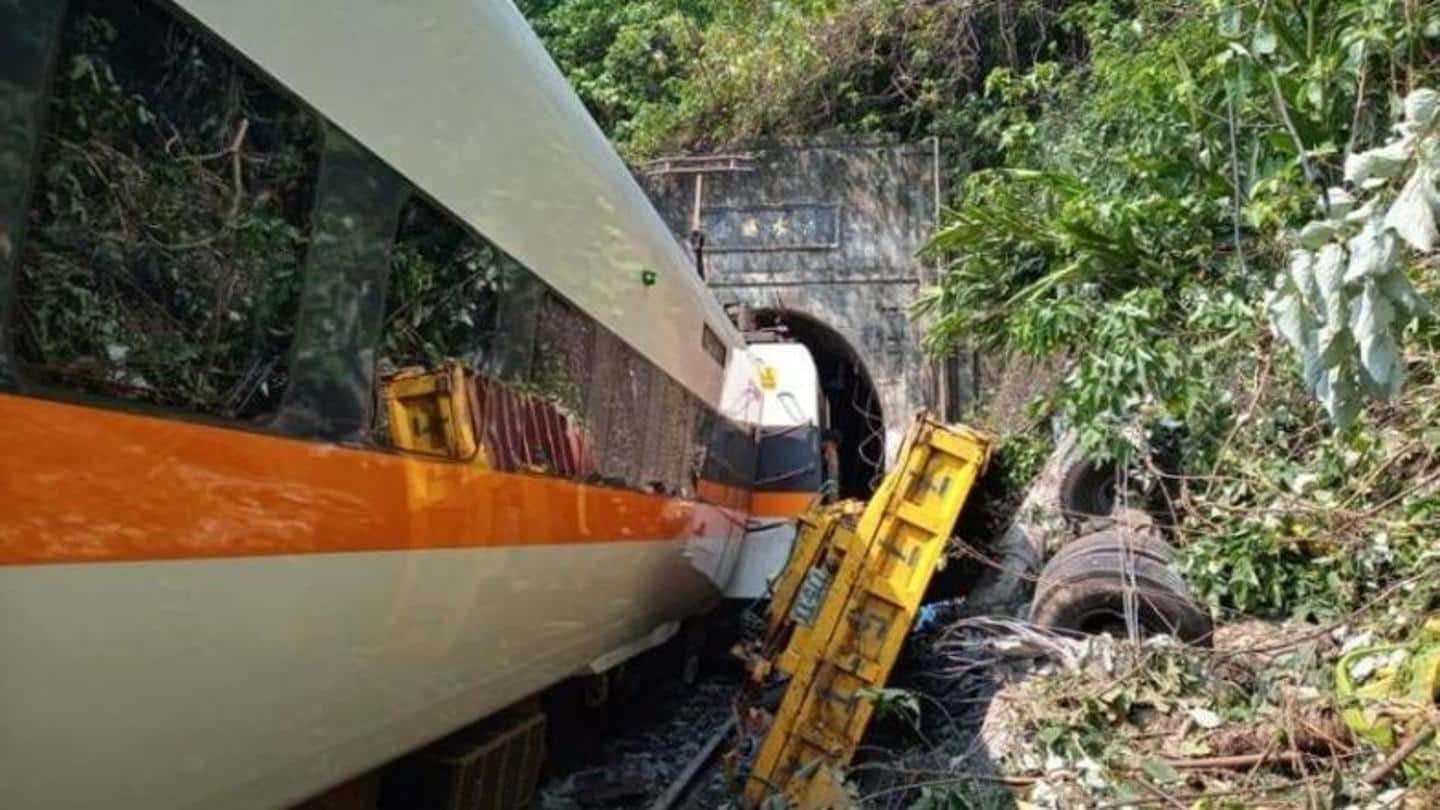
171, 0, 741, 402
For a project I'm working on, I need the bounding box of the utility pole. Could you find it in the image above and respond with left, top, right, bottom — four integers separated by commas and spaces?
643, 154, 756, 280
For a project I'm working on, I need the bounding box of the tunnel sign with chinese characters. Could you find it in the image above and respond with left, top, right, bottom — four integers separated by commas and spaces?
703, 203, 842, 253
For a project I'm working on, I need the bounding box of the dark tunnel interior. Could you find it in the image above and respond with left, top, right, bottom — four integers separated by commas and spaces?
752, 309, 884, 499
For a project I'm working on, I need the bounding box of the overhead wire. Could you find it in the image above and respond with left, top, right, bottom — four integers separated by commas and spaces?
849, 366, 888, 491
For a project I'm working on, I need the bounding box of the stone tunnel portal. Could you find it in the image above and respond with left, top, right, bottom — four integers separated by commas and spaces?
640, 137, 967, 484
754, 309, 884, 499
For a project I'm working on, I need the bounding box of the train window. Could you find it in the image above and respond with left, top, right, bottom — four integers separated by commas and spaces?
380, 195, 539, 381
702, 324, 727, 366
0, 0, 69, 386
274, 125, 407, 441
689, 401, 717, 497
755, 425, 822, 492
10, 0, 321, 420
512, 292, 751, 500
698, 406, 758, 510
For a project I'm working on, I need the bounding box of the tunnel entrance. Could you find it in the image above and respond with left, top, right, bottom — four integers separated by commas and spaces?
753, 309, 884, 499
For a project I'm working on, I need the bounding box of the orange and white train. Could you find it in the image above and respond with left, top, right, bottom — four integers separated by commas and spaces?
0, 1, 824, 808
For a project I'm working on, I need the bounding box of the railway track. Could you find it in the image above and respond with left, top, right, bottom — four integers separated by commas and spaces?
646, 718, 736, 810
535, 668, 739, 810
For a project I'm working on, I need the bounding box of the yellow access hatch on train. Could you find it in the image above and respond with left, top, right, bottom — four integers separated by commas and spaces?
736, 414, 992, 808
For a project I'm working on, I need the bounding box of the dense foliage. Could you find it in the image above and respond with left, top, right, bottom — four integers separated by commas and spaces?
521, 0, 1440, 622
517, 0, 710, 152
922, 1, 1440, 455
519, 0, 1069, 160
908, 0, 1440, 623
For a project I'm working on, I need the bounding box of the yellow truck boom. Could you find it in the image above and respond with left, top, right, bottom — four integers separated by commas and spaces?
738, 414, 992, 808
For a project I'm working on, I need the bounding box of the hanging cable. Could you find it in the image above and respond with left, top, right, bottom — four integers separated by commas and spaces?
850, 370, 887, 490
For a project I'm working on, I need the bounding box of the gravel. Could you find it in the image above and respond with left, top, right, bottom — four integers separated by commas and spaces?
538, 673, 739, 810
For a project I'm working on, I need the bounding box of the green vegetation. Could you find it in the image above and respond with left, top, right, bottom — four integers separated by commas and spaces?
517, 0, 710, 153
382, 198, 508, 370
519, 0, 1066, 160
908, 1, 1440, 626
524, 0, 1440, 617
529, 0, 1440, 800
922, 2, 1440, 457
908, 1, 1439, 626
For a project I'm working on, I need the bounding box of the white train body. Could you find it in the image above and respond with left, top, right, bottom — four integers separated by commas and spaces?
0, 1, 807, 808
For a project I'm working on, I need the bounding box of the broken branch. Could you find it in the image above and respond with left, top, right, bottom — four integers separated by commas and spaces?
1360, 721, 1438, 785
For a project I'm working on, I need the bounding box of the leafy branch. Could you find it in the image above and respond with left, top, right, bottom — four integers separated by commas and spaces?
1267, 88, 1438, 427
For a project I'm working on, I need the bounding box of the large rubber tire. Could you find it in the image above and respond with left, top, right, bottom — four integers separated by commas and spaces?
1056, 458, 1123, 517
1057, 457, 1180, 530
1050, 527, 1176, 566
1030, 545, 1212, 645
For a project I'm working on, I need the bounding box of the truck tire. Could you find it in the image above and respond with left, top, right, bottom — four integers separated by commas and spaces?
1056, 458, 1123, 517
1030, 545, 1211, 645
1050, 527, 1176, 566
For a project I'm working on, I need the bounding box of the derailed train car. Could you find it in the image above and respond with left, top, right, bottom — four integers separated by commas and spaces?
0, 1, 819, 808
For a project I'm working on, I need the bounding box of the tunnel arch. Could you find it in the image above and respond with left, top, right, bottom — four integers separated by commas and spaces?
752, 308, 885, 498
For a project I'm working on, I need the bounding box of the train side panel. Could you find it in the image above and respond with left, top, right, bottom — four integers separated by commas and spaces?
0, 1, 762, 807
0, 393, 734, 810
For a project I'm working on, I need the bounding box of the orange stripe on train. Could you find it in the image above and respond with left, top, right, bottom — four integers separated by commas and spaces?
749, 491, 818, 519
0, 393, 743, 566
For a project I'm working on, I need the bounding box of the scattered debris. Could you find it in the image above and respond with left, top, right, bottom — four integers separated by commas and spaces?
840, 608, 1440, 808
542, 415, 1440, 809
1338, 619, 1440, 784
